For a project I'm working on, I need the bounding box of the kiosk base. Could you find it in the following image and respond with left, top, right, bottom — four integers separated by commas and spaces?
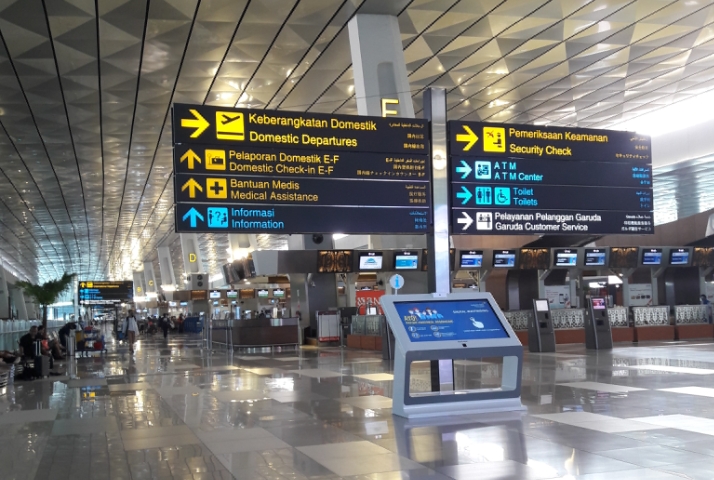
394, 397, 525, 419
612, 327, 635, 342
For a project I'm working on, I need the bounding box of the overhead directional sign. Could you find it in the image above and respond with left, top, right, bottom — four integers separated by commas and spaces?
172, 104, 431, 234
449, 121, 651, 163
78, 281, 133, 305
175, 204, 430, 234
448, 121, 653, 235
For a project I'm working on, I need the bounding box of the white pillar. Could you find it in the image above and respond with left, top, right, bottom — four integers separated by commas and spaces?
143, 261, 157, 294
180, 233, 205, 275
11, 287, 28, 319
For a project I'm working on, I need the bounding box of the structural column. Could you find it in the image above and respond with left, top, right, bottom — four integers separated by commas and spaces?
0, 262, 9, 318
157, 246, 177, 290
180, 233, 205, 275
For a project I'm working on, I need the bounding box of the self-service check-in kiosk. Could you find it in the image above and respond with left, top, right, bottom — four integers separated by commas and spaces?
529, 299, 556, 353
381, 292, 524, 418
585, 297, 613, 350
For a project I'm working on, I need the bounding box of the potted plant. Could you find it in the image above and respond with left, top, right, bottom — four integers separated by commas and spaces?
16, 273, 75, 329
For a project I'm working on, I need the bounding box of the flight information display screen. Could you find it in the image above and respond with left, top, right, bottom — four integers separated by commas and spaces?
459, 251, 483, 269
393, 299, 509, 342
584, 248, 607, 266
669, 248, 690, 266
554, 249, 578, 267
394, 252, 419, 270
359, 252, 383, 270
493, 250, 516, 268
642, 248, 663, 266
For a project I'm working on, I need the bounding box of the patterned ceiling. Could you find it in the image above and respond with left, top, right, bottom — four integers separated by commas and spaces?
0, 0, 713, 283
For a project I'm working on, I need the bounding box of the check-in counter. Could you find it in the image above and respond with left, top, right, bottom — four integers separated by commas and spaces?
347, 315, 386, 351
212, 317, 299, 348
633, 306, 674, 342
608, 307, 634, 342
674, 305, 713, 340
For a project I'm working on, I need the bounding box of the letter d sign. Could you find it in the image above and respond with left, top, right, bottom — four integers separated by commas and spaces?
189, 253, 197, 263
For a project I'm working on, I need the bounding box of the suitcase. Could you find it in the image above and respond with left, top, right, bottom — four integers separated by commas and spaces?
34, 355, 50, 378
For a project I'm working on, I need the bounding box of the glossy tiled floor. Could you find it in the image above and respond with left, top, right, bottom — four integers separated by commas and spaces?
7, 331, 714, 479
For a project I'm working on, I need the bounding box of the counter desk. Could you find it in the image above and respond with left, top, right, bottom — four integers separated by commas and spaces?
211, 317, 300, 348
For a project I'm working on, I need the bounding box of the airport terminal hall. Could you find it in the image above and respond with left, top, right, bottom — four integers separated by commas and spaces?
8, 0, 714, 479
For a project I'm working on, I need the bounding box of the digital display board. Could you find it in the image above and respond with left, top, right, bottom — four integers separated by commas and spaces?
642, 248, 663, 266
669, 248, 690, 266
359, 252, 383, 270
448, 121, 653, 236
273, 288, 285, 298
493, 250, 516, 268
584, 248, 607, 267
226, 290, 238, 299
554, 249, 578, 267
179, 301, 188, 306
394, 251, 419, 270
257, 289, 269, 298
535, 300, 549, 312
393, 299, 509, 342
591, 297, 606, 310
78, 281, 133, 305
459, 251, 483, 269
172, 104, 430, 235
209, 290, 221, 299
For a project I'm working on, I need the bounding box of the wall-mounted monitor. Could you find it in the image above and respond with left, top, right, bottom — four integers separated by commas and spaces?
553, 249, 578, 267
591, 297, 607, 310
534, 300, 549, 312
493, 250, 516, 268
273, 288, 285, 298
641, 248, 663, 266
168, 301, 177, 307
394, 251, 419, 270
257, 289, 269, 298
459, 250, 483, 269
179, 301, 188, 306
209, 290, 221, 299
584, 248, 607, 267
669, 248, 690, 266
359, 252, 383, 270
226, 290, 238, 299
392, 298, 509, 342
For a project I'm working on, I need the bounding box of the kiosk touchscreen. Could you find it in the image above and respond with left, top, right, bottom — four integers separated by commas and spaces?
381, 292, 524, 418
585, 297, 612, 350
529, 299, 555, 353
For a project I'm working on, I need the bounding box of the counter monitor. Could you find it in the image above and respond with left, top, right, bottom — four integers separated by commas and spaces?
226, 290, 238, 299
584, 248, 607, 266
273, 288, 285, 298
394, 251, 419, 270
534, 299, 549, 312
591, 297, 606, 310
669, 248, 690, 266
209, 290, 221, 299
179, 301, 188, 306
393, 298, 509, 342
168, 301, 177, 307
459, 250, 483, 269
554, 249, 578, 267
642, 248, 663, 266
359, 252, 383, 270
493, 250, 516, 268
257, 289, 269, 298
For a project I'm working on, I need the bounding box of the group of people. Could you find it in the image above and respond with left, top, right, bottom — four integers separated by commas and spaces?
0, 322, 78, 377
117, 311, 184, 353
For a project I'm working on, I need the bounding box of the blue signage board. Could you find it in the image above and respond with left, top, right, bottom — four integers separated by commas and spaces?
172, 104, 431, 234
393, 299, 509, 342
448, 121, 653, 236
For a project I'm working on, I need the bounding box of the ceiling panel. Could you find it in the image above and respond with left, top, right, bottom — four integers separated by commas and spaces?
0, 0, 712, 284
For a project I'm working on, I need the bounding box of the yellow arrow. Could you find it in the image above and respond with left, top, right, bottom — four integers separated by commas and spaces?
456, 125, 479, 151
180, 149, 201, 170
181, 178, 203, 199
181, 109, 210, 138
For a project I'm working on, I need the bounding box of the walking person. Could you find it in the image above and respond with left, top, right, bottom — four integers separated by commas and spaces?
160, 313, 170, 340
124, 310, 139, 354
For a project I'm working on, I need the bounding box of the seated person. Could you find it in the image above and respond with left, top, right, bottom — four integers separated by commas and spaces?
0, 350, 19, 364
20, 326, 54, 369
37, 330, 63, 360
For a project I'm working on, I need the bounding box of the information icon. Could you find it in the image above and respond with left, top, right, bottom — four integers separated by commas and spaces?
207, 207, 229, 228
